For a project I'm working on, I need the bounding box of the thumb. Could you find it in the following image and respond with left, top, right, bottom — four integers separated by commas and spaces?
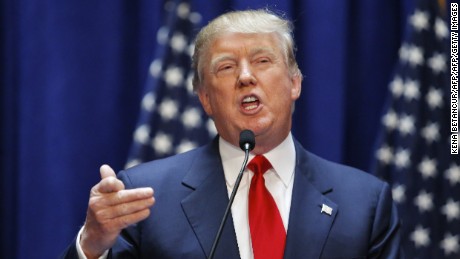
100, 164, 116, 179
97, 164, 124, 193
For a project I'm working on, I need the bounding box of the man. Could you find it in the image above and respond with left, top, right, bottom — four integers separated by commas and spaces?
62, 9, 402, 259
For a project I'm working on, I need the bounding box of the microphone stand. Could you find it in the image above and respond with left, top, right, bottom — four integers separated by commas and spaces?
208, 144, 251, 259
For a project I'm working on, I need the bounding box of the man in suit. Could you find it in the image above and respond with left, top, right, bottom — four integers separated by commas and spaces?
63, 9, 402, 259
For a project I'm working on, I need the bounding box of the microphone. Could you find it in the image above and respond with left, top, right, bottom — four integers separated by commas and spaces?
239, 129, 256, 152
209, 130, 255, 259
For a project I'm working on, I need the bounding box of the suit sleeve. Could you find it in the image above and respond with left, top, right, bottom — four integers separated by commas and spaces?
368, 182, 404, 259
59, 235, 80, 259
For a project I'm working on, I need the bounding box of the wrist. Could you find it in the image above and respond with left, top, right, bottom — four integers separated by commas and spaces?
79, 225, 106, 259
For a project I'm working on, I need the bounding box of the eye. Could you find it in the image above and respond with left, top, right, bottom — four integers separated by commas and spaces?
259, 58, 270, 63
219, 64, 233, 71
213, 62, 236, 76
255, 57, 271, 64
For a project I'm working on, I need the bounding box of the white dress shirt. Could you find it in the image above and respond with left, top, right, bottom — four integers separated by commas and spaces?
76, 133, 296, 259
219, 133, 296, 259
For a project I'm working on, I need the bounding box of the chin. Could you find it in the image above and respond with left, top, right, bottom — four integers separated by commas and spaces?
246, 128, 271, 142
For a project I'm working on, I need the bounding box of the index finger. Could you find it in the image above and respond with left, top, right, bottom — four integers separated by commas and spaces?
107, 187, 154, 206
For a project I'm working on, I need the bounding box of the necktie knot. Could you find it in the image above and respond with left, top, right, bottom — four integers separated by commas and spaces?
247, 155, 273, 176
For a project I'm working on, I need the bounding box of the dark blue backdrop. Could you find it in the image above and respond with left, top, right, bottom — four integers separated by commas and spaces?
1, 0, 414, 258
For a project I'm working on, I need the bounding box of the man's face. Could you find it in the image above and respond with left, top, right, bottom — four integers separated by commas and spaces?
197, 32, 302, 153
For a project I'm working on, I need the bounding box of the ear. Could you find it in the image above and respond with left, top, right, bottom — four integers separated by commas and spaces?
290, 73, 302, 100
197, 87, 213, 116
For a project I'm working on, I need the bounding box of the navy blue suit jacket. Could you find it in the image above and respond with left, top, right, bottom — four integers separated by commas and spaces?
62, 137, 401, 258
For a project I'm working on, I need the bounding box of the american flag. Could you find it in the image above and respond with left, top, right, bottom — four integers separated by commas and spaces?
374, 0, 460, 257
126, 0, 215, 168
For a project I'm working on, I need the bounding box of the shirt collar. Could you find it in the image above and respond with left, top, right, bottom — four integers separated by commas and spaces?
220, 133, 296, 188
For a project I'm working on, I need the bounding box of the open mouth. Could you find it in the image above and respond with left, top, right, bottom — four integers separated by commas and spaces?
241, 95, 260, 111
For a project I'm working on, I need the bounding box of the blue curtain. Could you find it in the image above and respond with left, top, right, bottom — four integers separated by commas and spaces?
1, 0, 414, 258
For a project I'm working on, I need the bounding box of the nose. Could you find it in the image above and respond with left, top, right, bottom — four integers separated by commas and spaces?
237, 63, 257, 87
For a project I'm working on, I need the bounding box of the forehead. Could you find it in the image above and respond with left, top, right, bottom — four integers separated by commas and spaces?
208, 32, 282, 58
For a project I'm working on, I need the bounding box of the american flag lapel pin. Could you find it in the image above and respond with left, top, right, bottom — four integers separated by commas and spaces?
321, 204, 333, 216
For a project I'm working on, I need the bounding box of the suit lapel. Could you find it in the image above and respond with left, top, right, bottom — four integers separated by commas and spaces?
284, 142, 338, 259
180, 139, 240, 258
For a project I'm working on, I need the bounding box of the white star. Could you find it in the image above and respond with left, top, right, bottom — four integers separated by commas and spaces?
445, 164, 460, 186
133, 124, 150, 145
410, 225, 431, 247
435, 17, 449, 40
176, 2, 190, 18
187, 42, 195, 58
149, 59, 163, 78
421, 122, 440, 144
398, 44, 410, 63
186, 72, 194, 94
392, 184, 406, 203
181, 107, 202, 129
170, 32, 187, 53
440, 233, 460, 255
156, 26, 169, 45
152, 132, 173, 155
206, 118, 217, 137
414, 190, 434, 212
442, 199, 460, 222
164, 1, 174, 12
158, 98, 179, 120
390, 76, 404, 98
403, 80, 420, 100
141, 92, 156, 112
398, 114, 415, 135
428, 53, 447, 74
164, 66, 184, 87
407, 45, 424, 66
125, 159, 141, 169
189, 12, 202, 24
382, 110, 399, 131
418, 157, 437, 179
175, 139, 198, 154
426, 87, 443, 109
376, 145, 393, 165
409, 9, 429, 31
394, 149, 411, 169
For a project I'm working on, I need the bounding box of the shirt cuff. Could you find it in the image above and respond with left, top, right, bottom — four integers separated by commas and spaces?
76, 226, 109, 259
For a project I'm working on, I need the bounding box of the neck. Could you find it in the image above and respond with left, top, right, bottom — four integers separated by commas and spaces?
251, 131, 290, 155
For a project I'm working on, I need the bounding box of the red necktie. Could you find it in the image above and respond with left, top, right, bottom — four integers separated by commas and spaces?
248, 155, 286, 259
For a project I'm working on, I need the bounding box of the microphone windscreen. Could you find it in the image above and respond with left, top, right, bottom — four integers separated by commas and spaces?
239, 130, 255, 151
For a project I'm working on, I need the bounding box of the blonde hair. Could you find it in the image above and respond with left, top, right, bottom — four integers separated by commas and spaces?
192, 9, 302, 91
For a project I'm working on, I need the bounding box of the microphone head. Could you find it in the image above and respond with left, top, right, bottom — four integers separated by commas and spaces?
239, 130, 255, 151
